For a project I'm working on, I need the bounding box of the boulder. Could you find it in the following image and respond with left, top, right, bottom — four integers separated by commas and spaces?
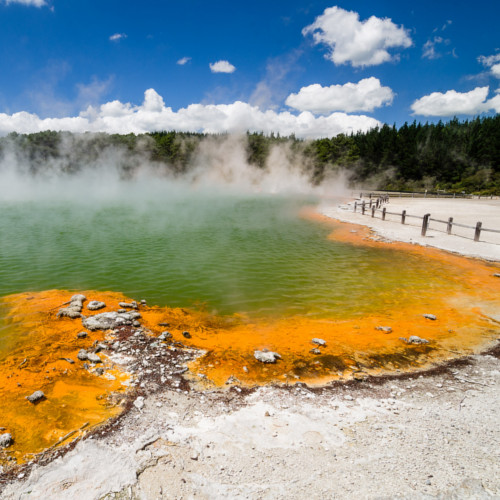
26, 390, 45, 404
254, 350, 281, 363
376, 326, 392, 333
82, 312, 133, 331
408, 336, 429, 344
87, 301, 106, 311
0, 433, 13, 449
118, 301, 138, 309
87, 353, 102, 364
77, 349, 88, 361
311, 338, 326, 346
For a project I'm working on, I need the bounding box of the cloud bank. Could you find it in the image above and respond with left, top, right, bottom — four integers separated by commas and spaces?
0, 89, 380, 138
411, 86, 500, 116
285, 78, 394, 113
302, 6, 412, 67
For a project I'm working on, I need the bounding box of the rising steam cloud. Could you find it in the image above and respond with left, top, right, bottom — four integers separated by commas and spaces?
0, 132, 349, 202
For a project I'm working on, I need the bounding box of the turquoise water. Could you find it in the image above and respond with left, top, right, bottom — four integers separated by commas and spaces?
0, 182, 455, 320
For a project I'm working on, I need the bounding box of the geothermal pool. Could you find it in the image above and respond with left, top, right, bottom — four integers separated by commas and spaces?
1, 185, 499, 463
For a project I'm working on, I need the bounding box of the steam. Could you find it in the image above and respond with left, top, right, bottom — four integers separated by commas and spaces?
0, 133, 349, 202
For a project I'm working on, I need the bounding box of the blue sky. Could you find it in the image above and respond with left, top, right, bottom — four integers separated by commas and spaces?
0, 0, 499, 137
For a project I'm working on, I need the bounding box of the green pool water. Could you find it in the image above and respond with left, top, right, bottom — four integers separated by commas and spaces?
0, 181, 457, 323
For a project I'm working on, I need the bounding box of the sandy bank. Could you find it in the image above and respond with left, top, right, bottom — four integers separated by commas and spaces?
1, 351, 499, 499
320, 198, 500, 262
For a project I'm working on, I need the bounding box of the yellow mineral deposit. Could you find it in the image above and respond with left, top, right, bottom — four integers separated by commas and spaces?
1, 219, 499, 465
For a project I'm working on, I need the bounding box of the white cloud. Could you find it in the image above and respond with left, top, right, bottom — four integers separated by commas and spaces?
209, 60, 236, 73
4, 0, 47, 6
0, 88, 380, 139
411, 86, 500, 116
285, 77, 394, 114
302, 6, 412, 67
109, 33, 127, 42
478, 53, 500, 78
422, 36, 452, 60
177, 57, 191, 66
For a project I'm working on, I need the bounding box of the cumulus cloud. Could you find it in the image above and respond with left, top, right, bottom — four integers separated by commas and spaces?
285, 77, 394, 114
4, 0, 47, 6
411, 86, 500, 116
109, 33, 127, 42
302, 6, 412, 67
0, 88, 380, 139
177, 57, 191, 65
209, 60, 236, 73
478, 53, 500, 78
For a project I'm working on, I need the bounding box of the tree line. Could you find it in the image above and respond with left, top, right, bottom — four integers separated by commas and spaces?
1, 115, 498, 194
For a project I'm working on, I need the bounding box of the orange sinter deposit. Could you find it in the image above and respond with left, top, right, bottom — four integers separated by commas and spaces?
1, 219, 499, 465
0, 290, 131, 465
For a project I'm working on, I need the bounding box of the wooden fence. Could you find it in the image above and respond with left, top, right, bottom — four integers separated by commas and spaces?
353, 197, 500, 243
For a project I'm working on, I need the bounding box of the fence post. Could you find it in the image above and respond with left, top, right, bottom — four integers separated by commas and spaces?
362, 201, 366, 215
447, 217, 453, 235
371, 205, 376, 218
354, 201, 357, 212
382, 207, 386, 220
401, 210, 406, 224
421, 213, 431, 236
369, 199, 373, 208
474, 222, 482, 242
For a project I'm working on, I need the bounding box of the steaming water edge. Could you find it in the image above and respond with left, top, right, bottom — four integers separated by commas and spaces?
0, 190, 458, 325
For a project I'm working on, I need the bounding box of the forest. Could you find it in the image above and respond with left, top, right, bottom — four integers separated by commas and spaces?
1, 115, 499, 194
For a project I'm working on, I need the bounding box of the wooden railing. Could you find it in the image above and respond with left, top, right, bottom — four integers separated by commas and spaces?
352, 197, 500, 243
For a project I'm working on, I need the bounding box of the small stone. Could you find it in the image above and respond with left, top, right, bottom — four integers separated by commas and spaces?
95, 367, 105, 375
182, 331, 191, 339
158, 331, 172, 340
311, 338, 326, 346
254, 350, 281, 363
117, 309, 127, 314
26, 390, 45, 404
77, 331, 88, 339
87, 353, 102, 364
0, 433, 13, 449
133, 320, 141, 327
353, 371, 368, 381
225, 375, 240, 385
376, 326, 392, 333
94, 343, 107, 353
310, 348, 321, 355
423, 314, 437, 321
87, 301, 106, 311
242, 366, 249, 373
493, 273, 500, 278
134, 396, 145, 410
77, 349, 88, 361
119, 301, 138, 309
344, 394, 354, 401
408, 335, 429, 344
62, 358, 75, 364
140, 300, 147, 305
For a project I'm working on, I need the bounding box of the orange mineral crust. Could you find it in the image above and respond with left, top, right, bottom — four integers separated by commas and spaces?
1, 224, 499, 464
0, 290, 131, 464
